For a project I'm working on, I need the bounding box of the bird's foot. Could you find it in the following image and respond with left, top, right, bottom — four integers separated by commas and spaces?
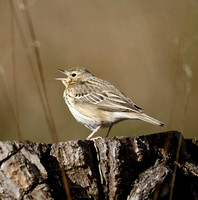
88, 136, 103, 141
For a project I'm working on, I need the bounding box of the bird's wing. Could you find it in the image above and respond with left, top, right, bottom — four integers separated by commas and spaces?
73, 81, 142, 113
97, 91, 143, 113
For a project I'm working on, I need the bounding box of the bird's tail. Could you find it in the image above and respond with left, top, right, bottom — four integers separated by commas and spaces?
138, 113, 165, 127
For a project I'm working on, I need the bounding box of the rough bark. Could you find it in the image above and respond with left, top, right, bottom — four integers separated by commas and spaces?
0, 131, 197, 200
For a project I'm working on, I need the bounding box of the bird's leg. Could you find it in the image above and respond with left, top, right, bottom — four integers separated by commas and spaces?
105, 124, 113, 138
86, 125, 101, 140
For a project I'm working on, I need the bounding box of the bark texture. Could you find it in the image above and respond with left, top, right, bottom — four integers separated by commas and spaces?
0, 131, 198, 200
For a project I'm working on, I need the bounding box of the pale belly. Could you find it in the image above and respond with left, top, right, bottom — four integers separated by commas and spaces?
64, 95, 101, 130
64, 93, 133, 131
67, 102, 99, 130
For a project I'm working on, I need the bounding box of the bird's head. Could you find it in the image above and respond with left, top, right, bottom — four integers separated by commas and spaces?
55, 67, 92, 87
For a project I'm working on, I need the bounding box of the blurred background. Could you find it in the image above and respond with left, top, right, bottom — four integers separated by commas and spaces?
0, 0, 197, 142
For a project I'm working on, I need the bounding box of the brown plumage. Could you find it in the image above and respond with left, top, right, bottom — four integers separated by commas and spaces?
56, 67, 164, 140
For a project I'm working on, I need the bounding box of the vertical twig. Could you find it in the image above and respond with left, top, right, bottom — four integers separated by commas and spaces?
169, 69, 191, 200
58, 150, 72, 200
9, 0, 22, 141
162, 38, 182, 166
12, 3, 53, 138
22, 0, 58, 143
19, 1, 72, 198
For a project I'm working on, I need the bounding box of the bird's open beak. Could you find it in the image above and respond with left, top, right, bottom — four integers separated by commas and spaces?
55, 68, 68, 80
54, 78, 66, 81
57, 68, 66, 74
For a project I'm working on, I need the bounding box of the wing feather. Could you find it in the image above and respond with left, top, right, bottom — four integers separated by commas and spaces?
73, 78, 142, 113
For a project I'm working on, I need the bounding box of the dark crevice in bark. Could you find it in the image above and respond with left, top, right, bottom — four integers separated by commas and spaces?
0, 131, 198, 200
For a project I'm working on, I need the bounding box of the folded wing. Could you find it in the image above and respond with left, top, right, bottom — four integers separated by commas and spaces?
74, 80, 142, 113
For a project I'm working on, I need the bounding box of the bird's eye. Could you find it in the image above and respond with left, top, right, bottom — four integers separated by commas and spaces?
72, 73, 76, 77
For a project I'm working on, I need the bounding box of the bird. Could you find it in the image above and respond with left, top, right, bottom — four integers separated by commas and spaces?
55, 67, 164, 140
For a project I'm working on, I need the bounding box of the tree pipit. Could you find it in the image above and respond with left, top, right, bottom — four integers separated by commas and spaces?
56, 67, 164, 140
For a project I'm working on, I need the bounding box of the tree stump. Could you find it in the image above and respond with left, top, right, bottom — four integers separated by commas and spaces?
0, 131, 197, 200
